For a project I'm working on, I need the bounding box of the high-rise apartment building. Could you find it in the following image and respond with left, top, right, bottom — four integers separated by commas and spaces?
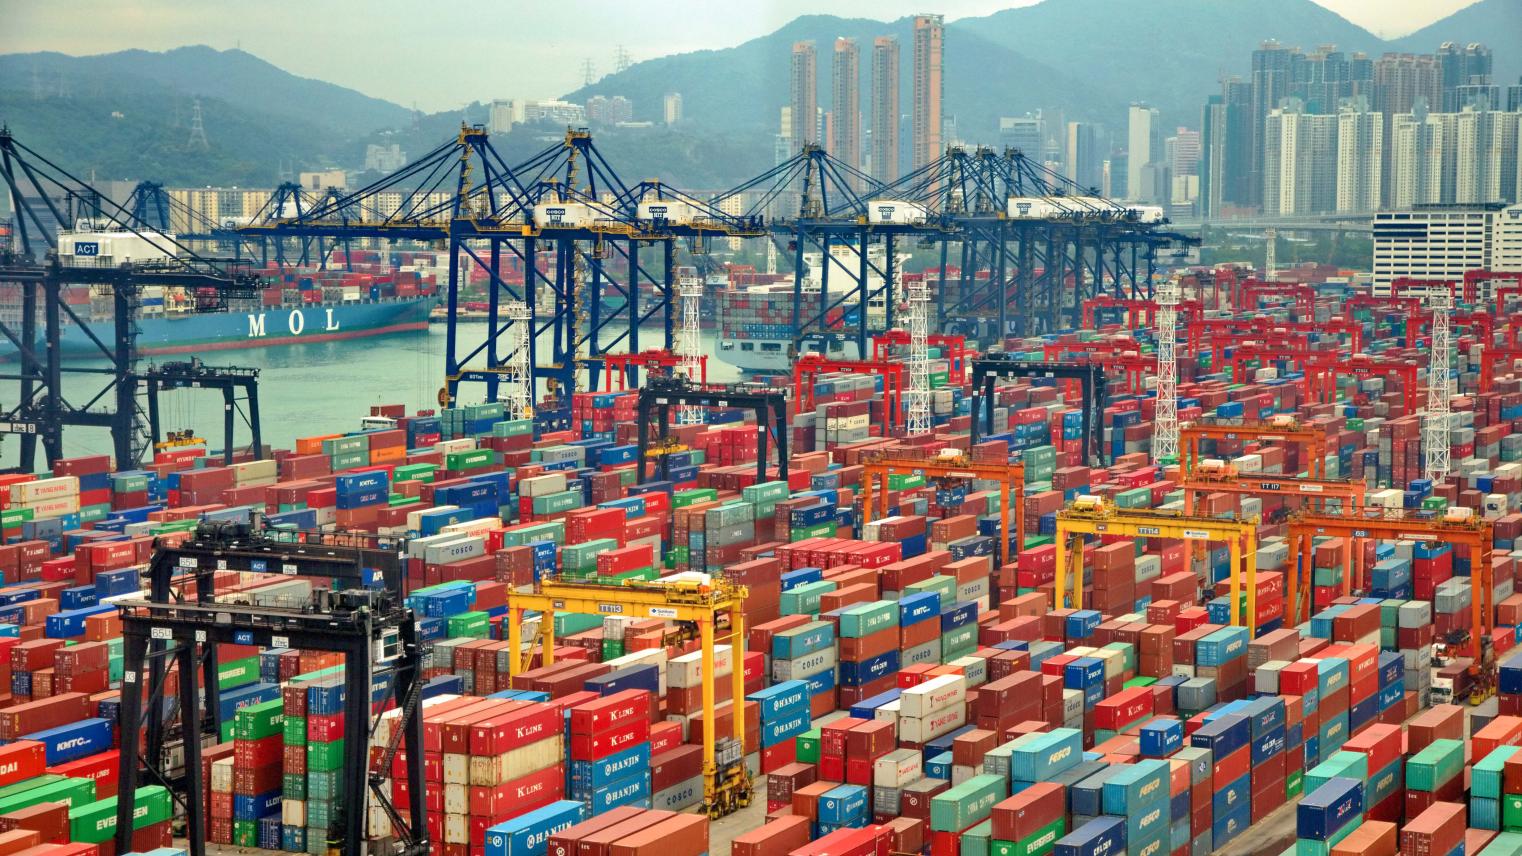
1263, 101, 1338, 215
790, 41, 818, 151
870, 37, 900, 184
1336, 101, 1383, 213
663, 93, 682, 125
1438, 42, 1493, 110
1249, 42, 1296, 207
1373, 53, 1442, 115
1389, 108, 1445, 208
911, 14, 943, 171
831, 38, 861, 177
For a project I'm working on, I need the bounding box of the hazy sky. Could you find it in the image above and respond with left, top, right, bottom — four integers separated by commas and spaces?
0, 0, 1482, 111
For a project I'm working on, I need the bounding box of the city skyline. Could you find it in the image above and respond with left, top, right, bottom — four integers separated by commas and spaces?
0, 0, 1488, 110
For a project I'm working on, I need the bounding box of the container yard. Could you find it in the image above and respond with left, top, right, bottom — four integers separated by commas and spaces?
0, 253, 1517, 856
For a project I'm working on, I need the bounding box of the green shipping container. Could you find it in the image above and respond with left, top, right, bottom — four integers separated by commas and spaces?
1406, 738, 1464, 791
234, 698, 283, 741
283, 772, 307, 801
448, 611, 489, 638
1481, 832, 1522, 856
307, 769, 342, 801
322, 436, 367, 457
780, 581, 837, 616
790, 522, 836, 541
904, 574, 956, 605
941, 624, 977, 657
218, 656, 261, 690
68, 786, 172, 844
532, 490, 582, 515
1285, 770, 1303, 798
330, 450, 369, 471
673, 488, 719, 508
1476, 747, 1522, 799
992, 818, 1066, 856
446, 449, 496, 471
839, 601, 897, 638
961, 821, 993, 856
0, 776, 95, 814
930, 774, 1007, 832
888, 473, 926, 490
796, 729, 821, 764
307, 739, 346, 772
234, 818, 259, 847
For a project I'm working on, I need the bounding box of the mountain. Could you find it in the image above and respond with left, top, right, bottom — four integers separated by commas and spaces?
1, 46, 410, 135
563, 14, 1114, 138
0, 46, 414, 187
963, 0, 1386, 122
1392, 0, 1522, 86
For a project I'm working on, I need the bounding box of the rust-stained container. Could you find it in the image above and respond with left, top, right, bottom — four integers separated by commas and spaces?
607, 813, 708, 856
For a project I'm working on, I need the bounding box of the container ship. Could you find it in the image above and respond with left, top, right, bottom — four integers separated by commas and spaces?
715, 244, 907, 373
0, 228, 439, 359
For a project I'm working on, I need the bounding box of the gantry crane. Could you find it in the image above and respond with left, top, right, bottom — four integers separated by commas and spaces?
970, 356, 1107, 465
1177, 459, 1365, 569
792, 354, 907, 429
860, 448, 1026, 567
601, 348, 708, 391
1285, 508, 1494, 696
873, 331, 971, 382
1181, 417, 1329, 481
1054, 497, 1260, 627
636, 375, 789, 485
506, 574, 753, 817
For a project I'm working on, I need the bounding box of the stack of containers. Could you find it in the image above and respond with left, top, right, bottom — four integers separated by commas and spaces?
749, 680, 811, 773
569, 690, 653, 814
232, 698, 284, 848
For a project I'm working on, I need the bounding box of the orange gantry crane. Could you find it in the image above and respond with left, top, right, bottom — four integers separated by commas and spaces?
1285, 508, 1494, 683
1181, 417, 1329, 481
861, 448, 1025, 567
1235, 279, 1315, 315
1178, 461, 1365, 569
792, 353, 907, 428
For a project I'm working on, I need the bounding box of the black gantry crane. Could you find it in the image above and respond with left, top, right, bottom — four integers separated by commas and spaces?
0, 128, 265, 469
970, 355, 1108, 465
636, 375, 789, 486
114, 522, 426, 856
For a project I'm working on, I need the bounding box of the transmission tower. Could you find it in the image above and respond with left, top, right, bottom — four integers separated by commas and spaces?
501, 302, 534, 420
905, 277, 932, 436
581, 59, 596, 86
615, 46, 632, 73
187, 98, 209, 150
1153, 278, 1180, 464
677, 277, 704, 425
1424, 286, 1452, 483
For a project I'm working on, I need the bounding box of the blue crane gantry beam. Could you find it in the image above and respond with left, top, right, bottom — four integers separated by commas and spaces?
238, 126, 766, 413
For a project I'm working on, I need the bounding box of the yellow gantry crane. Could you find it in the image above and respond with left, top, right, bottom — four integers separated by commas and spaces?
1054, 497, 1260, 626
505, 574, 754, 818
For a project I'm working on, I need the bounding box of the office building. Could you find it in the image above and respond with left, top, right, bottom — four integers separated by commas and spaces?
1065, 121, 1101, 190
663, 93, 682, 125
1336, 102, 1383, 213
831, 38, 861, 177
1372, 202, 1521, 287
870, 37, 900, 184
912, 14, 943, 171
1438, 42, 1493, 111
999, 115, 1044, 157
1127, 104, 1162, 203
790, 41, 817, 150
1171, 128, 1201, 177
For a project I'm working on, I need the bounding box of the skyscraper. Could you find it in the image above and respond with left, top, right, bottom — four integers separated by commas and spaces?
870, 37, 900, 184
1336, 100, 1383, 213
790, 41, 817, 151
1127, 104, 1162, 202
1171, 128, 1201, 177
831, 38, 861, 177
911, 14, 943, 171
1438, 42, 1493, 110
1249, 41, 1295, 207
1065, 122, 1100, 190
998, 115, 1044, 157
663, 93, 682, 126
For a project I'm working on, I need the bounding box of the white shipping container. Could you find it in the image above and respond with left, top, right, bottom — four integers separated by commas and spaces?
873, 748, 923, 788
947, 656, 987, 687
232, 459, 278, 486
435, 438, 476, 454
442, 517, 506, 538
1062, 688, 1084, 722
520, 473, 569, 497
211, 758, 234, 792
669, 644, 734, 688
422, 535, 487, 566
443, 811, 470, 845
407, 513, 462, 542
899, 674, 967, 718
769, 647, 835, 683
897, 705, 966, 744
468, 737, 565, 786
283, 799, 307, 828
873, 698, 900, 723
443, 753, 470, 786
10, 476, 79, 505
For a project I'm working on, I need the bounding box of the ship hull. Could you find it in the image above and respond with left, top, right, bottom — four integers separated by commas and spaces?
714, 336, 863, 373
6, 297, 437, 359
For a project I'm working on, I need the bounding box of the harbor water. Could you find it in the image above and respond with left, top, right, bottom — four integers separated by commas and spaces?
6, 325, 744, 467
